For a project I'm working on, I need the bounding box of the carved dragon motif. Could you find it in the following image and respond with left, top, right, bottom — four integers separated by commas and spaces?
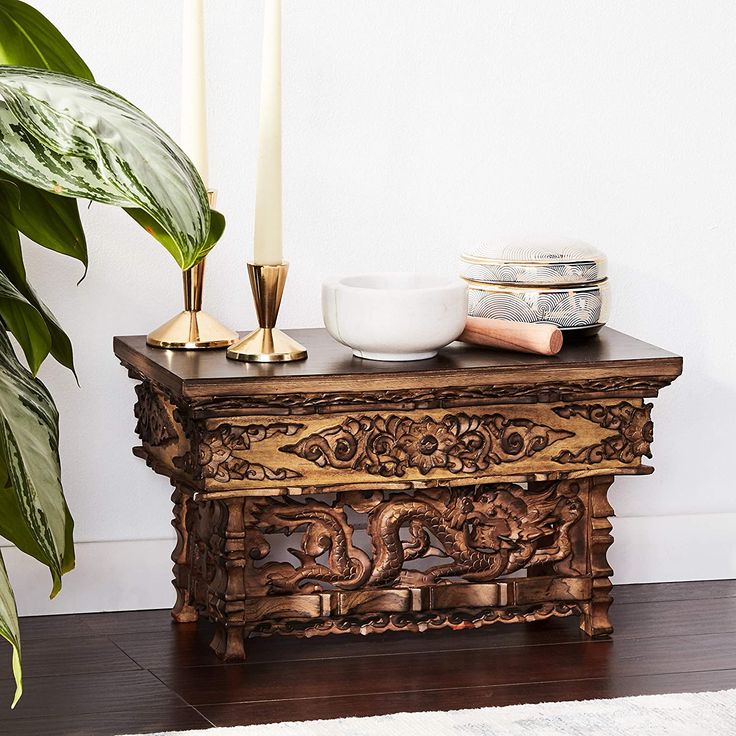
246, 497, 371, 593
246, 483, 583, 592
367, 485, 582, 586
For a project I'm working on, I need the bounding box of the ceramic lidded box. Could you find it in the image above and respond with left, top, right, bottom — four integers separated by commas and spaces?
461, 239, 610, 336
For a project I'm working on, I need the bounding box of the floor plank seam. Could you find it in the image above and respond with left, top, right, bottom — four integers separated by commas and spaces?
106, 638, 150, 671
0, 665, 143, 684
112, 623, 736, 671
189, 669, 736, 709
170, 662, 736, 709
148, 667, 203, 709
191, 706, 217, 727
142, 637, 618, 672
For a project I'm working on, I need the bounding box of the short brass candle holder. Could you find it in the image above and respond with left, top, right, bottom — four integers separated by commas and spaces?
226, 262, 308, 363
147, 192, 238, 350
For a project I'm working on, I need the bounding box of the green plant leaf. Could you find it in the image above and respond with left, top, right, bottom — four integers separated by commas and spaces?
0, 266, 50, 373
0, 328, 72, 601
125, 206, 226, 265
0, 0, 93, 81
0, 215, 73, 372
0, 66, 215, 270
0, 453, 74, 585
0, 551, 21, 707
0, 176, 87, 273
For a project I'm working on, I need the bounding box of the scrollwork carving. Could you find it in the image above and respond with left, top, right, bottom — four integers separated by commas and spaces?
133, 382, 179, 447
252, 602, 580, 638
280, 413, 574, 477
189, 376, 674, 415
552, 402, 653, 465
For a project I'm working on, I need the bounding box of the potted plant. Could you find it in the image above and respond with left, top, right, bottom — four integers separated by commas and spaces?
0, 0, 224, 705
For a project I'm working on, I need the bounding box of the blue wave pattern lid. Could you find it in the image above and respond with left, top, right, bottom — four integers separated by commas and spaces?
461, 239, 607, 286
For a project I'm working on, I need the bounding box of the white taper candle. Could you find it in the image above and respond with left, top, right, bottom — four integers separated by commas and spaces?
253, 0, 283, 266
181, 0, 209, 184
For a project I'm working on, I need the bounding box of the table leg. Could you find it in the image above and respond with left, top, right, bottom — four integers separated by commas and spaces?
579, 475, 614, 637
171, 484, 198, 623
184, 495, 252, 660
211, 623, 249, 661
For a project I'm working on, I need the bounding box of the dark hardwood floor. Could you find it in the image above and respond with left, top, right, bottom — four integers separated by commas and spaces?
1, 580, 735, 736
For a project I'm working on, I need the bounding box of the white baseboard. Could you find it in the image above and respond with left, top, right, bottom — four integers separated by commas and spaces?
4, 512, 736, 617
609, 512, 736, 585
4, 538, 176, 616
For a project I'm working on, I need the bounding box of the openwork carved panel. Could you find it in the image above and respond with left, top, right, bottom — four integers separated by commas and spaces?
242, 481, 584, 594
552, 402, 653, 465
280, 413, 574, 478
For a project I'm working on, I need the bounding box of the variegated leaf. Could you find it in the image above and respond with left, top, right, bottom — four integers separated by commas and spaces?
0, 66, 212, 269
0, 551, 21, 707
0, 214, 73, 372
0, 329, 71, 600
0, 266, 50, 373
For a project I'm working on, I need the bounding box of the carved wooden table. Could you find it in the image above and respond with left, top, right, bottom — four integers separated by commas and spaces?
114, 328, 681, 660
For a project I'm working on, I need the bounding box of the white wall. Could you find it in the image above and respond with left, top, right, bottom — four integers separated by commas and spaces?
4, 0, 735, 615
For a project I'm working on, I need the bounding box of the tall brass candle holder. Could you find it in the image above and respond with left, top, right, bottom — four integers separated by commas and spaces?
226, 262, 308, 362
147, 192, 238, 350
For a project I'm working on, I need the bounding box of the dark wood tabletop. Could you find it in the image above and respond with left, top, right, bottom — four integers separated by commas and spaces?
114, 327, 682, 399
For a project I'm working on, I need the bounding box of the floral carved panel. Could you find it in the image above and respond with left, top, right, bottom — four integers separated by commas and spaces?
552, 402, 653, 465
178, 422, 306, 483
132, 389, 653, 490
279, 413, 574, 478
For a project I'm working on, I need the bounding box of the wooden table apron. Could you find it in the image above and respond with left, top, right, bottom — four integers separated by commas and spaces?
114, 329, 682, 660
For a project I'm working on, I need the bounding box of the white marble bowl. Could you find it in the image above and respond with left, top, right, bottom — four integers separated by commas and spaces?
322, 273, 468, 361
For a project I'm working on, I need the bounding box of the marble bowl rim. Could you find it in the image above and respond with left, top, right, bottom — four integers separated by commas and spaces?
324, 272, 467, 296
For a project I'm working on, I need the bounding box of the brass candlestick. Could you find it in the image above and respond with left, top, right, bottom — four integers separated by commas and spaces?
147, 192, 238, 350
226, 262, 308, 362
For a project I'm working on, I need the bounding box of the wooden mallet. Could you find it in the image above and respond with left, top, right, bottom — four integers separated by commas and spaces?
459, 316, 563, 356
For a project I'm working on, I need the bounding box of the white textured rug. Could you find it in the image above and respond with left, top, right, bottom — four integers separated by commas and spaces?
126, 689, 736, 736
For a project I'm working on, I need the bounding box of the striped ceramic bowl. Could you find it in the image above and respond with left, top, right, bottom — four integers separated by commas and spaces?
460, 239, 607, 286
465, 279, 610, 335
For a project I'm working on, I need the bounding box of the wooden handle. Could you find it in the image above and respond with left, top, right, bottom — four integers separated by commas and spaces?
459, 317, 563, 356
